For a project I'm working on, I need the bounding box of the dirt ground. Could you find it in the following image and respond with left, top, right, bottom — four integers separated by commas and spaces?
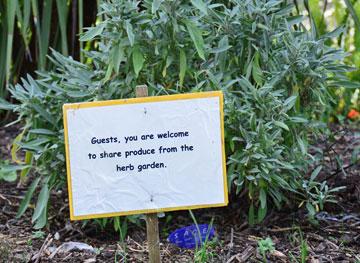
0, 122, 359, 263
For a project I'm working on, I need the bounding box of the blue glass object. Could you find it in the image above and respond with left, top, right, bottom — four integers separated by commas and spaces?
167, 224, 215, 249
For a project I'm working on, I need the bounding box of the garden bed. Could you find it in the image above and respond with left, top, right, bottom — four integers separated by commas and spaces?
0, 123, 359, 262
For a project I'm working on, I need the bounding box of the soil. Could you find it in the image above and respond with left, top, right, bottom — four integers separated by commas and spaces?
0, 122, 359, 263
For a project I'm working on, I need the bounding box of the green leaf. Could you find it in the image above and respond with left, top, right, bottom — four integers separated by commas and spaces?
190, 0, 208, 15
119, 217, 128, 241
250, 113, 256, 131
321, 25, 345, 39
55, 0, 69, 55
297, 136, 307, 155
0, 98, 15, 110
125, 20, 135, 46
179, 49, 187, 87
80, 23, 106, 41
0, 170, 17, 182
290, 117, 308, 123
114, 216, 120, 231
152, 0, 163, 14
249, 203, 255, 226
252, 51, 263, 86
283, 96, 297, 111
78, 0, 84, 62
286, 15, 305, 27
300, 239, 308, 263
0, 164, 30, 173
32, 104, 55, 125
162, 55, 173, 77
132, 47, 144, 77
16, 0, 31, 50
31, 0, 44, 69
310, 166, 322, 181
212, 35, 231, 54
330, 80, 360, 89
33, 206, 47, 229
344, 0, 360, 33
40, 0, 53, 68
29, 129, 57, 135
273, 121, 290, 131
32, 183, 49, 223
16, 177, 41, 218
229, 139, 235, 152
5, 0, 16, 85
259, 188, 267, 209
20, 151, 33, 183
257, 204, 267, 223
209, 45, 232, 54
112, 43, 125, 74
18, 138, 50, 151
306, 202, 316, 216
185, 20, 205, 60
272, 174, 290, 188
104, 61, 114, 82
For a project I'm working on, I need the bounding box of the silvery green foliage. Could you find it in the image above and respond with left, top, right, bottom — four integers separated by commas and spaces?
1, 0, 350, 227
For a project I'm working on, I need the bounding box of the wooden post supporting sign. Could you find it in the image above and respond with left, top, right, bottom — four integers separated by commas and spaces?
145, 213, 161, 263
135, 85, 161, 263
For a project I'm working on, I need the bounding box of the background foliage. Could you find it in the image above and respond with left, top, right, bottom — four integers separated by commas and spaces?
294, 0, 360, 121
0, 0, 359, 229
0, 0, 100, 102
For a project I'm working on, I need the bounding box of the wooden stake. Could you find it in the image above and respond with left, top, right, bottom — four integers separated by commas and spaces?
136, 85, 161, 263
135, 84, 149, 98
145, 213, 161, 263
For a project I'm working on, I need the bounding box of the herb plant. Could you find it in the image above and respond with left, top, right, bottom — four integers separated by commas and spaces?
0, 0, 353, 228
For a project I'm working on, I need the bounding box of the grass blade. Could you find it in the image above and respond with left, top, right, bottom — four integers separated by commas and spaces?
0, 3, 7, 97
344, 0, 360, 32
97, 0, 102, 22
31, 0, 44, 70
56, 0, 69, 56
16, 0, 31, 55
78, 0, 84, 62
16, 177, 41, 218
5, 0, 17, 86
40, 0, 53, 68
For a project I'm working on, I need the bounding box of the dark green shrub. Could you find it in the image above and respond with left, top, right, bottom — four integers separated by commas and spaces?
0, 0, 351, 228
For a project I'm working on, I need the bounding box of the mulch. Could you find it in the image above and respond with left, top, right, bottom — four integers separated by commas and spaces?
0, 122, 359, 263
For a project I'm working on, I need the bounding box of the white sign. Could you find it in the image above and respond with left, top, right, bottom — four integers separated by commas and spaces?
63, 91, 227, 220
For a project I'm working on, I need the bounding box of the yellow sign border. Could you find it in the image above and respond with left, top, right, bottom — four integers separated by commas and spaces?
63, 91, 228, 220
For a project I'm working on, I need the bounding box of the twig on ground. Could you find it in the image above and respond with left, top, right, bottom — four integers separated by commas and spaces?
225, 253, 240, 263
32, 234, 53, 263
238, 246, 255, 262
267, 226, 310, 233
326, 163, 359, 181
0, 193, 12, 205
49, 244, 65, 260
62, 252, 73, 261
226, 227, 234, 261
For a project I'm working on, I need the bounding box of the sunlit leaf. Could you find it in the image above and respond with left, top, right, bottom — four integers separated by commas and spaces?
185, 20, 205, 60
132, 47, 144, 76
